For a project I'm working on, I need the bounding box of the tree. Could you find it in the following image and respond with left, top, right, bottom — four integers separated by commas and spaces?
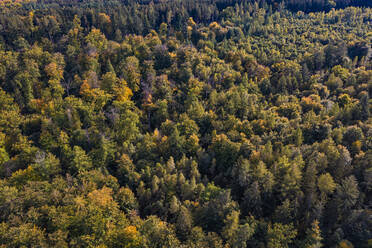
107, 225, 144, 248
113, 107, 140, 145
70, 146, 93, 174
303, 220, 323, 248
335, 176, 359, 211
85, 28, 108, 52
101, 72, 133, 102
140, 216, 180, 248
0, 132, 9, 165
116, 187, 139, 213
267, 223, 297, 248
359, 91, 370, 120
176, 206, 193, 240
121, 56, 141, 92
0, 223, 47, 247
317, 173, 336, 195
210, 133, 241, 176
0, 2, 370, 247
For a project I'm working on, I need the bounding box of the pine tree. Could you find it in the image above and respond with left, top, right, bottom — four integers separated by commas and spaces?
303, 220, 323, 248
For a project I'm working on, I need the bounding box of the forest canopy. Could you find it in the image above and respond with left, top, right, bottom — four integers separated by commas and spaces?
0, 0, 371, 247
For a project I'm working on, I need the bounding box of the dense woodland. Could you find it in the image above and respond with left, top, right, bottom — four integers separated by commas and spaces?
0, 0, 371, 247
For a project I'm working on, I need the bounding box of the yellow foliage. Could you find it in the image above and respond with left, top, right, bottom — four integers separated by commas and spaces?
80, 80, 111, 108
74, 196, 87, 210
114, 79, 133, 102
272, 60, 300, 74
209, 22, 220, 29
88, 187, 114, 208
80, 80, 92, 98
161, 136, 168, 143
30, 98, 45, 113
318, 173, 336, 194
94, 245, 107, 248
69, 27, 80, 38
153, 128, 160, 138
85, 28, 108, 51
169, 52, 177, 58
29, 10, 34, 18
338, 240, 354, 248
351, 140, 362, 154
0, 0, 33, 8
188, 133, 199, 145
46, 100, 55, 113
10, 166, 40, 185
45, 62, 63, 79
186, 133, 199, 153
250, 150, 261, 164
187, 17, 196, 26
123, 226, 138, 239
98, 13, 111, 24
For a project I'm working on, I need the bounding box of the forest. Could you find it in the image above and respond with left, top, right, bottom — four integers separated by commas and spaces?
0, 0, 371, 247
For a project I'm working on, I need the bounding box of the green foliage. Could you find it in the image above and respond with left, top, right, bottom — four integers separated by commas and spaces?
0, 1, 370, 247
267, 223, 297, 248
317, 173, 336, 195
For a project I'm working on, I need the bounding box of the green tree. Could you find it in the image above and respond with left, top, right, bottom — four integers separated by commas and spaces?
267, 223, 297, 248
121, 56, 141, 92
303, 220, 323, 248
70, 146, 93, 174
